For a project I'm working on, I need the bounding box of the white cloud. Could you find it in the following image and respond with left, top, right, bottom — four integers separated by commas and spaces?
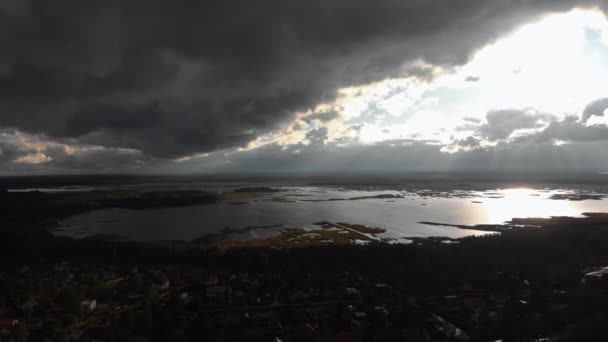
15, 153, 52, 164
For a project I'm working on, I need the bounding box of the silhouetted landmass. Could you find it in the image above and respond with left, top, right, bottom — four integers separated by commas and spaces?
2, 211, 608, 341
192, 222, 387, 249
233, 186, 282, 193
0, 190, 219, 239
300, 194, 404, 202
2, 172, 608, 193
226, 201, 250, 205
347, 194, 404, 200
419, 221, 522, 233
1, 188, 608, 341
549, 193, 606, 201
420, 213, 608, 233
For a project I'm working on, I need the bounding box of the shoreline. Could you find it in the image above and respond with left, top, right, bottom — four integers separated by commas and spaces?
3, 187, 607, 249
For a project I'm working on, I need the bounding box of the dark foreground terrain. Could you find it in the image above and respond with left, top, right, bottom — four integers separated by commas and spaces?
1, 189, 608, 341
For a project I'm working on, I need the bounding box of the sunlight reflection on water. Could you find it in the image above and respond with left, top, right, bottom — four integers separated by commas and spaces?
469, 188, 582, 225
57, 186, 608, 241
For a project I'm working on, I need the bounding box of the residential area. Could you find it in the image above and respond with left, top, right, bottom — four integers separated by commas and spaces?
1, 256, 608, 341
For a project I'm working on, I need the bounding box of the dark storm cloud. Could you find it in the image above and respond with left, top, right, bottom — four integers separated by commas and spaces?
478, 109, 556, 141
0, 140, 23, 163
45, 148, 152, 171
0, 0, 602, 160
0, 130, 33, 162
164, 138, 608, 174
187, 141, 452, 173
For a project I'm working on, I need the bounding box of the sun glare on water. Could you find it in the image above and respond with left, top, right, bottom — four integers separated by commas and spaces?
472, 188, 581, 225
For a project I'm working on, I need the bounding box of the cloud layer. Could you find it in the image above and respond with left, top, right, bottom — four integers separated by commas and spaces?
0, 0, 604, 162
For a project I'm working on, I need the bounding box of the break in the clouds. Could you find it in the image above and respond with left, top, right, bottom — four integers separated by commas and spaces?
1, 1, 608, 173
0, 130, 151, 173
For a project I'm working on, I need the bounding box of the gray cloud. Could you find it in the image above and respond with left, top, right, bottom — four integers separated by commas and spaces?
582, 97, 608, 123
0, 130, 152, 172
516, 115, 608, 143
0, 141, 23, 163
305, 127, 329, 146
45, 148, 152, 172
478, 109, 556, 140
463, 117, 482, 124
455, 136, 482, 149
0, 130, 34, 163
465, 76, 480, 82
455, 124, 480, 132
184, 141, 452, 173
455, 117, 483, 132
301, 111, 339, 123
161, 138, 608, 174
0, 0, 603, 161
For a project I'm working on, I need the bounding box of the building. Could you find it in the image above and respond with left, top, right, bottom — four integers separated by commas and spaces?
160, 279, 170, 292
583, 266, 608, 287
80, 299, 97, 312
206, 286, 232, 304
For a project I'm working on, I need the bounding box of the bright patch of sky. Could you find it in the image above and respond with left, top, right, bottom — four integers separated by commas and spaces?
341, 9, 608, 144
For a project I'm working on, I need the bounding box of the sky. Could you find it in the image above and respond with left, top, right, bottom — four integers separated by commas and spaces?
1, 1, 608, 174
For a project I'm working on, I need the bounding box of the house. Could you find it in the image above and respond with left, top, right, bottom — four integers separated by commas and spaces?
290, 290, 310, 302
206, 274, 219, 286
583, 266, 608, 287
584, 266, 608, 278
160, 279, 170, 292
80, 300, 97, 312
344, 288, 360, 299
206, 286, 232, 304
21, 299, 39, 314
353, 311, 367, 320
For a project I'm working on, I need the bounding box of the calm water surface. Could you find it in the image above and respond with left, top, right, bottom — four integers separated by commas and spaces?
56, 187, 608, 241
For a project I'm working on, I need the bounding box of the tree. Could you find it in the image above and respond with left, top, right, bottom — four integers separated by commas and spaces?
15, 322, 28, 342
165, 328, 187, 342
58, 286, 80, 314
